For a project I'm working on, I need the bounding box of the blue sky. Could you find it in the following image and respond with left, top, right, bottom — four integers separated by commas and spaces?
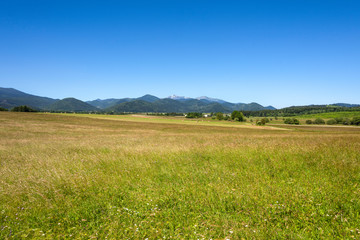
1, 0, 359, 108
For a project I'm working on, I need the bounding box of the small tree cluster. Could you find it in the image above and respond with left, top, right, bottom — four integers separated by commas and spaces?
314, 118, 325, 124
11, 105, 37, 112
215, 112, 224, 120
284, 118, 300, 125
185, 112, 203, 118
214, 112, 231, 121
263, 117, 270, 123
0, 107, 8, 111
305, 117, 360, 126
256, 118, 267, 126
352, 117, 360, 125
326, 119, 337, 125
342, 118, 352, 125
337, 117, 360, 126
306, 118, 325, 125
231, 111, 245, 122
336, 117, 360, 126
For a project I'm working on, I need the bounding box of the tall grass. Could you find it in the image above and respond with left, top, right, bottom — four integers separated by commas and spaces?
1, 112, 360, 239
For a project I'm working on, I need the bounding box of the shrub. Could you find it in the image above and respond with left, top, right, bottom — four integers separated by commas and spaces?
231, 111, 245, 122
343, 118, 351, 125
284, 118, 293, 124
334, 117, 344, 124
256, 119, 265, 126
0, 107, 8, 111
215, 112, 224, 120
284, 118, 299, 125
305, 120, 313, 124
326, 119, 337, 125
314, 118, 325, 124
352, 117, 360, 126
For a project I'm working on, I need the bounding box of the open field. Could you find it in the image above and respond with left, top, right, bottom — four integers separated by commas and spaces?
296, 111, 360, 119
54, 113, 287, 130
1, 112, 360, 239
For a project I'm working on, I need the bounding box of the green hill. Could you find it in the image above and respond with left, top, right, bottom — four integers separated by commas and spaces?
86, 98, 126, 109
202, 103, 230, 113
233, 102, 266, 111
0, 87, 57, 109
137, 94, 160, 103
107, 100, 155, 112
47, 98, 98, 112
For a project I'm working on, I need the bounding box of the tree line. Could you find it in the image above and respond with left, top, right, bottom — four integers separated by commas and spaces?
243, 105, 360, 117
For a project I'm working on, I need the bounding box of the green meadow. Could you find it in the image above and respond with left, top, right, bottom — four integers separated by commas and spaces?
300, 112, 360, 120
1, 112, 360, 239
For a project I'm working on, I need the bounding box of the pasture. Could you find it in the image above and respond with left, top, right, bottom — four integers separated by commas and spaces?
296, 111, 360, 119
1, 112, 360, 239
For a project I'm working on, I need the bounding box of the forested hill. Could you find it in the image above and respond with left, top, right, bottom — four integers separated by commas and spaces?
46, 98, 98, 112
0, 87, 57, 109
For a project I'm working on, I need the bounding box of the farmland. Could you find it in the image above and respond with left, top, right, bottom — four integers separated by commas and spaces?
1, 112, 360, 239
296, 111, 360, 119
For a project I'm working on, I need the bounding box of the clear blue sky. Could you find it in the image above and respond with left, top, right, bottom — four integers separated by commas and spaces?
1, 0, 359, 108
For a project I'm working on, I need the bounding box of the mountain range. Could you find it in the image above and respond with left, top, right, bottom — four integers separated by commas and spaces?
0, 87, 276, 112
1, 87, 359, 113
89, 94, 276, 113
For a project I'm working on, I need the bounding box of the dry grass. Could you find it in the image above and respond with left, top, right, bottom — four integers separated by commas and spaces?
1, 112, 360, 239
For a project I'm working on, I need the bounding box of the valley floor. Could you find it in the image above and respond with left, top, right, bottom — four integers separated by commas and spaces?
1, 112, 360, 239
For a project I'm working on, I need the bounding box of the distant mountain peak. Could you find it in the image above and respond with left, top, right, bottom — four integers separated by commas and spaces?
195, 96, 227, 103
333, 103, 360, 108
264, 105, 276, 110
167, 95, 191, 100
137, 94, 159, 103
196, 96, 214, 100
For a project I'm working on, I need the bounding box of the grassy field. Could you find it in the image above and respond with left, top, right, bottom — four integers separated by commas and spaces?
295, 111, 360, 120
1, 112, 360, 239
55, 113, 285, 130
